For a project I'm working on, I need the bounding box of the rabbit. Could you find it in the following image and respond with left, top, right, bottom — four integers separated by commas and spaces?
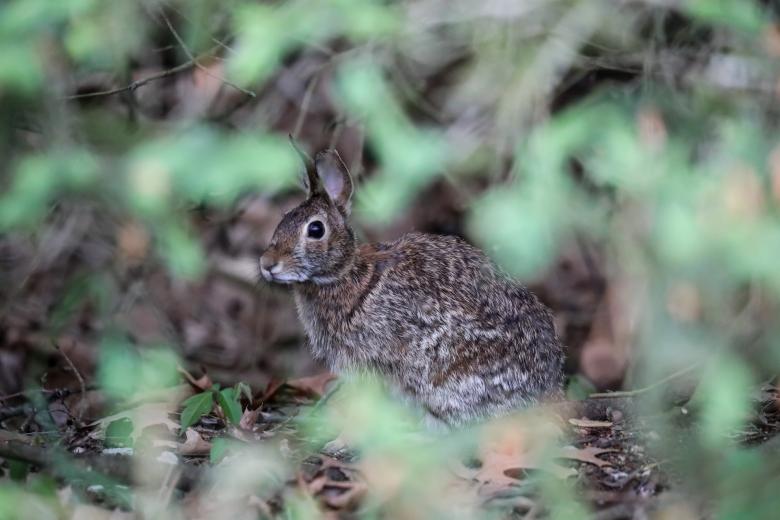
259, 148, 564, 428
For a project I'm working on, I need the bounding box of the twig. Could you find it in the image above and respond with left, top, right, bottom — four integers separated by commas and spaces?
0, 440, 200, 490
0, 386, 96, 403
64, 53, 208, 100
0, 403, 32, 423
161, 11, 255, 98
293, 74, 320, 140
0, 386, 97, 422
52, 340, 87, 420
589, 362, 703, 399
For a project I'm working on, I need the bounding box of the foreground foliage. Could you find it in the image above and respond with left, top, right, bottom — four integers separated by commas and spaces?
1, 0, 780, 518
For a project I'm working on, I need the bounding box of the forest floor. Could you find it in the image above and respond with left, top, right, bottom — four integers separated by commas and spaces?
1, 366, 778, 518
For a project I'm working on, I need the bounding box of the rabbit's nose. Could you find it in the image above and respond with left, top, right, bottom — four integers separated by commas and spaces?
260, 255, 282, 278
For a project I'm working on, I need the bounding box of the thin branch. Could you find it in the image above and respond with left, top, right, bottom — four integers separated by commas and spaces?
52, 340, 87, 420
0, 440, 200, 490
160, 11, 255, 98
0, 386, 98, 423
589, 362, 703, 399
293, 74, 320, 140
65, 56, 204, 100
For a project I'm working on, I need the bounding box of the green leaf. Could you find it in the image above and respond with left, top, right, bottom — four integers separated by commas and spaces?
98, 339, 140, 399
686, 0, 766, 33
235, 382, 253, 403
565, 375, 597, 401
209, 437, 229, 464
217, 388, 242, 425
105, 417, 134, 448
8, 460, 29, 482
157, 222, 206, 280
98, 339, 181, 400
696, 355, 754, 447
180, 392, 214, 431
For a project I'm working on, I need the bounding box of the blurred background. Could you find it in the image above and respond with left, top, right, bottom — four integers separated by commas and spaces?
1, 0, 780, 518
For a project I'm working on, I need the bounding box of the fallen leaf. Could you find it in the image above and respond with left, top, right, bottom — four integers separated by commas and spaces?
178, 428, 212, 456
239, 407, 260, 431
558, 446, 616, 468
298, 456, 366, 510
568, 418, 613, 428
92, 401, 179, 443
177, 365, 213, 392
0, 429, 33, 444
117, 220, 149, 265
287, 373, 337, 398
322, 481, 367, 509
454, 416, 574, 497
258, 377, 285, 404
457, 449, 576, 497
152, 439, 179, 450
247, 495, 273, 517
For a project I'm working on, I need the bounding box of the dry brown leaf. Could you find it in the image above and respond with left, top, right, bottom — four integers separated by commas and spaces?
458, 450, 576, 497
152, 439, 179, 450
305, 474, 328, 495
322, 481, 367, 509
247, 495, 273, 517
117, 221, 149, 266
287, 373, 337, 398
299, 456, 365, 510
177, 365, 213, 392
454, 416, 575, 497
0, 429, 33, 444
558, 445, 616, 468
93, 401, 179, 443
178, 428, 212, 456
239, 407, 260, 431
568, 418, 613, 429
258, 377, 285, 403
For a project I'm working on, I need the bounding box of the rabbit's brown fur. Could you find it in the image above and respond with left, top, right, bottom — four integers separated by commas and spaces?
260, 149, 564, 427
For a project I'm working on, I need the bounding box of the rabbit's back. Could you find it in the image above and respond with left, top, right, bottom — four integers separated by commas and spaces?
295, 232, 564, 426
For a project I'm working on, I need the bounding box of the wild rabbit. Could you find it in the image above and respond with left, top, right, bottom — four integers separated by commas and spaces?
260, 149, 564, 428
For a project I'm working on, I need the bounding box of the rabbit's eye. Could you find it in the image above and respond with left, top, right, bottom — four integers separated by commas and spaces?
306, 220, 325, 239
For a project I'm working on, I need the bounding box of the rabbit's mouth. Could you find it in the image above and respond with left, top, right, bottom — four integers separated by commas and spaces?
260, 254, 308, 284
261, 269, 308, 284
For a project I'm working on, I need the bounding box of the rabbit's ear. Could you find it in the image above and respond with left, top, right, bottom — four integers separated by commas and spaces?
315, 150, 353, 214
289, 135, 323, 197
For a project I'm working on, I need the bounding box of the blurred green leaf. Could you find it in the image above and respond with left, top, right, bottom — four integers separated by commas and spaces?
48, 273, 110, 335
565, 375, 597, 401
8, 460, 29, 482
0, 150, 99, 230
139, 348, 181, 391
180, 391, 214, 431
157, 222, 206, 280
469, 187, 560, 278
105, 417, 134, 448
216, 387, 242, 425
209, 437, 229, 464
99, 340, 180, 400
235, 382, 253, 403
98, 340, 140, 399
0, 44, 42, 93
686, 0, 766, 33
338, 60, 447, 221
696, 355, 754, 447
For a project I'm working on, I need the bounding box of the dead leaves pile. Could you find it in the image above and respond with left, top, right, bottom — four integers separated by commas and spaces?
11, 370, 642, 518
453, 413, 617, 500
299, 456, 367, 510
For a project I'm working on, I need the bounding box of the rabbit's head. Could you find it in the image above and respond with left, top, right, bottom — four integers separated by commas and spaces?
260, 150, 355, 284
